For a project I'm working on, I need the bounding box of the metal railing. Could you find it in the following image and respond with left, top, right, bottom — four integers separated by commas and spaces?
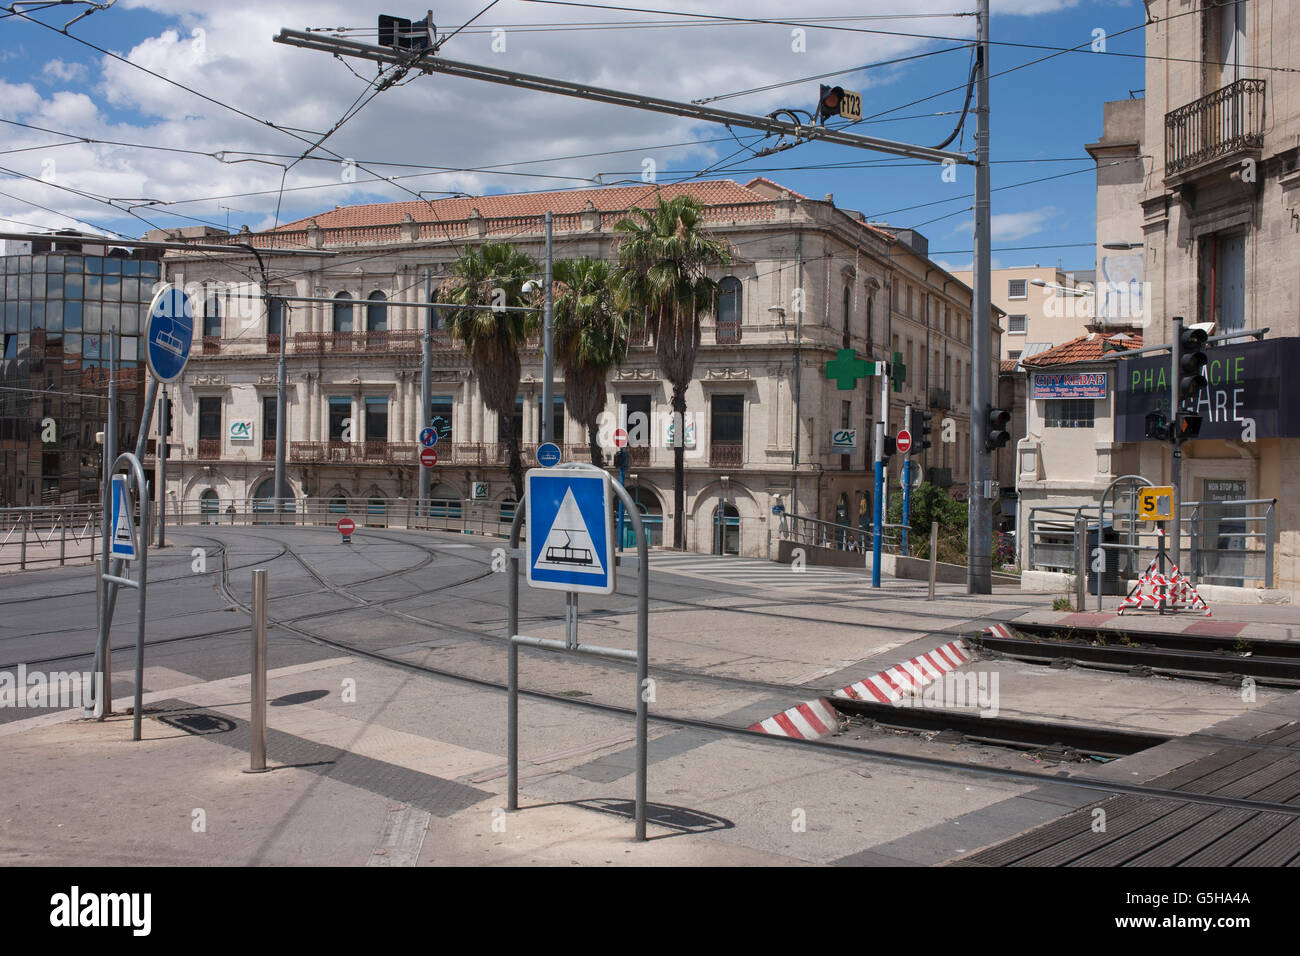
709, 442, 744, 467
171, 495, 524, 539
1026, 496, 1276, 588
1166, 78, 1266, 176
0, 503, 102, 571
777, 510, 901, 556
714, 322, 742, 344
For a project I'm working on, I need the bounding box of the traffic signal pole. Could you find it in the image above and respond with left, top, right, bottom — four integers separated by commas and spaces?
872, 366, 890, 588
968, 0, 994, 594
1170, 315, 1183, 568
902, 404, 912, 555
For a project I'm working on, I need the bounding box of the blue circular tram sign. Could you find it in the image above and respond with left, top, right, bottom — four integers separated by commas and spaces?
144, 284, 196, 383
536, 442, 562, 467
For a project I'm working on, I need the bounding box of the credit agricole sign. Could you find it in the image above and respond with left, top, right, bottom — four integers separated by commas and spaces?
1116, 337, 1299, 441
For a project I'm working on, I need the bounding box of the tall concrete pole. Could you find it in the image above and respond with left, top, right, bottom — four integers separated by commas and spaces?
419, 268, 433, 510
967, 0, 993, 594
541, 211, 554, 444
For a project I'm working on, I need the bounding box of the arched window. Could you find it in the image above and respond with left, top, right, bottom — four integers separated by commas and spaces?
499, 498, 517, 523
267, 297, 285, 338
332, 292, 353, 333
866, 295, 874, 347
203, 294, 221, 339
842, 285, 852, 347
366, 291, 387, 332
712, 503, 740, 556
328, 496, 348, 514
429, 482, 462, 519
200, 489, 219, 525
252, 477, 295, 515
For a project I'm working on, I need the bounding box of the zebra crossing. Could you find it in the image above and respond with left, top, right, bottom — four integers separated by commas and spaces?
646, 552, 873, 590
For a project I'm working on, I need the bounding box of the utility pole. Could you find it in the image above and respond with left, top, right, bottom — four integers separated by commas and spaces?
419, 268, 433, 510
902, 403, 912, 555
968, 0, 994, 594
274, 296, 288, 511
1170, 315, 1184, 568
871, 365, 890, 588
541, 211, 554, 444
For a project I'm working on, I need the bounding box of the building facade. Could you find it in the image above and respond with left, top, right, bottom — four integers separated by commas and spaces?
156, 178, 990, 557
0, 233, 161, 506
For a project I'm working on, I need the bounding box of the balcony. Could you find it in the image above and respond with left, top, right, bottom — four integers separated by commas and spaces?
201, 336, 220, 356
929, 387, 952, 410
262, 439, 276, 461
709, 442, 743, 468
628, 444, 650, 467
266, 334, 281, 355
714, 322, 742, 345
290, 441, 419, 463
197, 438, 221, 460
292, 330, 443, 354
1165, 78, 1265, 178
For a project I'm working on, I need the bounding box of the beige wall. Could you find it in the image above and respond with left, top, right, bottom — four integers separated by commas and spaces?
952, 266, 1094, 363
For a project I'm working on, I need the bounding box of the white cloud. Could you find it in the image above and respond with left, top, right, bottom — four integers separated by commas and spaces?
991, 206, 1059, 241
41, 59, 88, 83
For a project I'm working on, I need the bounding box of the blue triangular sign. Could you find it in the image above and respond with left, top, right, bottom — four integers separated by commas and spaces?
110, 474, 137, 561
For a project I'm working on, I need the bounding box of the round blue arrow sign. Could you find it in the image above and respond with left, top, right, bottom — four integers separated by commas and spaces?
144, 284, 195, 383
536, 442, 562, 467
419, 426, 438, 447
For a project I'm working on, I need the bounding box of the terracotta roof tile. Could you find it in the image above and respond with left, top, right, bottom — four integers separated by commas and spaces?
1000, 359, 1020, 373
1021, 331, 1143, 367
275, 180, 768, 232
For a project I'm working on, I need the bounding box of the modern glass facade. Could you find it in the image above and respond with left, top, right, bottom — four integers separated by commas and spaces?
0, 240, 161, 505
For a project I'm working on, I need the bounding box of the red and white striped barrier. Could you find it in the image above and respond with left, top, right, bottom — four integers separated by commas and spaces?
831, 639, 972, 704
748, 697, 842, 739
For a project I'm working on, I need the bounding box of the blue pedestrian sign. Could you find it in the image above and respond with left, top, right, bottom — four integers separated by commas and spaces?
525, 464, 614, 594
110, 474, 138, 561
144, 284, 195, 383
419, 426, 438, 447
536, 442, 562, 467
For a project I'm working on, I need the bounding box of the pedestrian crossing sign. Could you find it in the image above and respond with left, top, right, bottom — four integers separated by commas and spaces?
110, 474, 138, 561
525, 464, 615, 594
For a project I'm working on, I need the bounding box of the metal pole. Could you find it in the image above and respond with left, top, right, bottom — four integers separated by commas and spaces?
132, 490, 149, 742
19, 515, 25, 570
248, 568, 269, 771
59, 510, 66, 566
91, 329, 119, 719
1074, 510, 1086, 611
507, 505, 522, 812
419, 269, 433, 512
134, 378, 159, 462
902, 404, 912, 555
1170, 315, 1183, 569
871, 421, 884, 588
968, 0, 993, 594
928, 519, 939, 600
156, 393, 168, 547
275, 299, 289, 515
541, 211, 554, 444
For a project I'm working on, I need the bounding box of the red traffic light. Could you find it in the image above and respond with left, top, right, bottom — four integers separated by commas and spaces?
818, 85, 844, 123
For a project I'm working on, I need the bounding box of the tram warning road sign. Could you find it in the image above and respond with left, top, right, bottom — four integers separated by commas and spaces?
420, 447, 438, 467
525, 464, 615, 594
110, 474, 138, 561
143, 284, 195, 383
896, 429, 912, 455
419, 426, 438, 447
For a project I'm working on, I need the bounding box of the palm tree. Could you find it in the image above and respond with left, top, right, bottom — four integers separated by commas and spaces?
551, 257, 629, 468
441, 241, 539, 498
614, 195, 731, 549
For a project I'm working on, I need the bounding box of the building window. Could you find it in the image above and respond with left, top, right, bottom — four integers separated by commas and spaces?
842, 285, 852, 347
536, 395, 564, 442
866, 295, 874, 347
332, 292, 353, 333
1008, 350, 1022, 363
1044, 399, 1096, 428
840, 399, 852, 470
1197, 231, 1246, 333
1008, 314, 1027, 334
198, 397, 221, 441
202, 295, 221, 339
718, 276, 742, 326
366, 291, 387, 331
499, 396, 523, 443
262, 395, 277, 442
430, 395, 453, 443
365, 396, 388, 443
267, 296, 285, 338
328, 396, 351, 441
711, 394, 744, 446
1008, 279, 1028, 299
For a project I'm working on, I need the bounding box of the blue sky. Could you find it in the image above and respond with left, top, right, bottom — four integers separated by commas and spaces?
0, 1, 1148, 273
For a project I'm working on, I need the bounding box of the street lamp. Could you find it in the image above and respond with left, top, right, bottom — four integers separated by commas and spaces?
1030, 278, 1091, 296
1102, 239, 1142, 251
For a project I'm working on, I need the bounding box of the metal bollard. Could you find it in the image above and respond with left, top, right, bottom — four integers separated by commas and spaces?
247, 569, 269, 773
927, 521, 939, 601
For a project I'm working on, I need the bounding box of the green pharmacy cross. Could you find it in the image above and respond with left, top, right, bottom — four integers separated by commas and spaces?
825, 348, 873, 391
891, 351, 907, 393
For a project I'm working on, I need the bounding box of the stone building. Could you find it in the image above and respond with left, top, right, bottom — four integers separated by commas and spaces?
157, 177, 990, 557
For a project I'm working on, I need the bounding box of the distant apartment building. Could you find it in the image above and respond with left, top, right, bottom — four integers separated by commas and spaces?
1017, 0, 1300, 597
153, 178, 993, 557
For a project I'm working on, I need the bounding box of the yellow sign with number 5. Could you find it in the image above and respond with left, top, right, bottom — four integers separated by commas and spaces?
1138, 486, 1174, 521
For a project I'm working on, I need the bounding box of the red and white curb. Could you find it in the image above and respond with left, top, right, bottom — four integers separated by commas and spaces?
831, 639, 971, 704
747, 698, 842, 740
984, 623, 1013, 640
747, 638, 972, 739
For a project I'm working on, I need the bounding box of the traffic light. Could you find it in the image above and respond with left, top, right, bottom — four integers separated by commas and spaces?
1177, 413, 1203, 441
612, 449, 628, 471
1145, 410, 1172, 441
1178, 325, 1208, 400
378, 13, 433, 51
918, 411, 933, 452
882, 435, 897, 461
817, 85, 845, 124
985, 407, 1011, 451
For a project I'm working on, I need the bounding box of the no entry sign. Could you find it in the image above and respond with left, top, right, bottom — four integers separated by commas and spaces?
420, 447, 438, 467
896, 429, 912, 455
337, 517, 355, 536
613, 428, 628, 448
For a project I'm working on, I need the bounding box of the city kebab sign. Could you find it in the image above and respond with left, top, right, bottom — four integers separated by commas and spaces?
1117, 336, 1300, 441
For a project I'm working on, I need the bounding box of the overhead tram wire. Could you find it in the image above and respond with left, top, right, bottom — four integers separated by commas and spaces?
519, 0, 1299, 74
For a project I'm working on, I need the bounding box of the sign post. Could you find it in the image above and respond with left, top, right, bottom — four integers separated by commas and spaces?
507, 463, 649, 839
900, 409, 914, 556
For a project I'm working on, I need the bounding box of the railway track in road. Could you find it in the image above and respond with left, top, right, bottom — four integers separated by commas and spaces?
974, 622, 1300, 688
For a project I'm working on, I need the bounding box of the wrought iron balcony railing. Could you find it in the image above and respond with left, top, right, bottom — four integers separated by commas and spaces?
1166, 78, 1265, 176
709, 442, 744, 468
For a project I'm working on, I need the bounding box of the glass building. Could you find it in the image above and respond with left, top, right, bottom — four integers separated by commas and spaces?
0, 234, 161, 506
